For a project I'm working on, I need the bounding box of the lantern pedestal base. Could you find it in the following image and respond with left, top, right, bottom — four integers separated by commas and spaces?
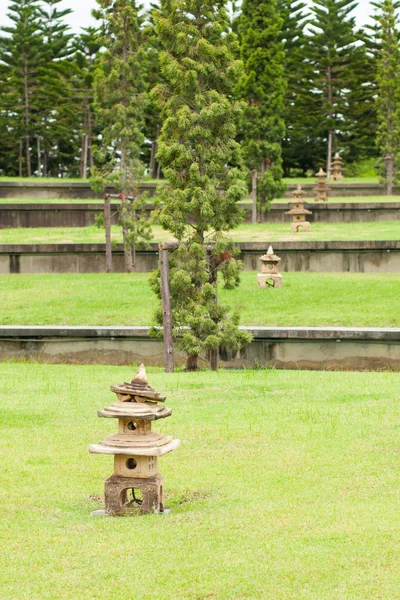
104, 473, 164, 516
291, 221, 311, 233
257, 273, 283, 289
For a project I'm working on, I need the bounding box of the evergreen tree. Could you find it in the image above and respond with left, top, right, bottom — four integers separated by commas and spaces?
237, 0, 286, 215
73, 27, 102, 178
309, 0, 361, 175
91, 0, 150, 272
0, 0, 44, 176
151, 0, 251, 371
37, 0, 75, 176
371, 0, 400, 193
278, 0, 319, 175
342, 39, 378, 169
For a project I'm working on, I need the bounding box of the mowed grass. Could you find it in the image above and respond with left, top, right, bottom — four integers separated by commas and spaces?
1, 220, 400, 244
2, 272, 400, 327
0, 364, 399, 599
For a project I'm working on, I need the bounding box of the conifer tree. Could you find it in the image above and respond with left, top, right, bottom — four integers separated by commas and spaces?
371, 0, 400, 194
278, 0, 320, 175
91, 0, 151, 272
237, 0, 286, 215
309, 0, 361, 175
151, 0, 251, 371
73, 27, 101, 178
37, 0, 75, 176
0, 0, 44, 176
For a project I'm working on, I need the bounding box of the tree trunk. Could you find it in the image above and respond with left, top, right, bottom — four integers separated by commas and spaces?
186, 355, 198, 371
81, 133, 88, 179
104, 195, 113, 273
43, 148, 48, 177
159, 245, 174, 373
326, 66, 333, 178
19, 139, 23, 178
122, 215, 133, 273
23, 58, 32, 177
36, 136, 42, 177
88, 105, 94, 171
25, 136, 31, 178
386, 153, 393, 196
208, 249, 219, 371
327, 129, 333, 178
251, 169, 257, 225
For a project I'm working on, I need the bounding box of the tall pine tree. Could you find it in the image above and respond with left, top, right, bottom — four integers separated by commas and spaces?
371, 0, 400, 193
151, 0, 251, 371
37, 0, 75, 176
0, 0, 44, 176
237, 0, 286, 215
309, 0, 361, 175
278, 0, 319, 175
91, 0, 150, 272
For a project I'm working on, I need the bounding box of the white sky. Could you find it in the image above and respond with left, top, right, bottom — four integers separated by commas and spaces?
0, 0, 373, 33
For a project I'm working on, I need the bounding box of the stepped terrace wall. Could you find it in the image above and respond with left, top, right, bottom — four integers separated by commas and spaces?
1, 241, 400, 274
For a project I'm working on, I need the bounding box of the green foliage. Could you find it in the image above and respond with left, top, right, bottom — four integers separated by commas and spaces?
308, 0, 365, 169
237, 0, 286, 209
91, 0, 151, 270
151, 0, 251, 369
0, 0, 44, 176
371, 0, 400, 184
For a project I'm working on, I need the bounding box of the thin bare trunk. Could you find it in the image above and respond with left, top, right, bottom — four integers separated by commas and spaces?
327, 66, 333, 178
251, 169, 257, 225
81, 134, 88, 179
104, 195, 113, 273
88, 107, 94, 171
327, 129, 333, 178
23, 58, 31, 177
386, 153, 393, 196
19, 139, 23, 177
43, 148, 48, 177
36, 136, 41, 177
159, 245, 174, 373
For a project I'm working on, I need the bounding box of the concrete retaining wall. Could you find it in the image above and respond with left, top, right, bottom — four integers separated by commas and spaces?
1, 241, 400, 274
1, 326, 400, 371
0, 180, 397, 200
1, 201, 400, 228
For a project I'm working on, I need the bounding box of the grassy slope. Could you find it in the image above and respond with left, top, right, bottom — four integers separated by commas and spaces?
2, 272, 400, 327
0, 364, 399, 600
1, 221, 399, 244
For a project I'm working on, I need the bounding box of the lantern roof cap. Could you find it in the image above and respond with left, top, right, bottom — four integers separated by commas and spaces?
110, 364, 166, 402
260, 246, 281, 263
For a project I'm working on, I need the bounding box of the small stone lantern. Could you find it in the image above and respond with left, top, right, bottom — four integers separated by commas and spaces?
286, 185, 312, 232
314, 168, 330, 201
257, 246, 282, 288
89, 364, 180, 516
331, 153, 344, 181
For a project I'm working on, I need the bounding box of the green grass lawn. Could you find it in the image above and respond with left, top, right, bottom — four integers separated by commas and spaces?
0, 363, 399, 599
2, 272, 400, 327
1, 220, 399, 244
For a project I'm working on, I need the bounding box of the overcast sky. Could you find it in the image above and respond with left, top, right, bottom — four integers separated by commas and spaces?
0, 0, 373, 33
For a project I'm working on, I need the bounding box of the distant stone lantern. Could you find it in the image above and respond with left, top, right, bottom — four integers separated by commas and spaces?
314, 168, 330, 201
286, 184, 312, 232
257, 245, 282, 288
331, 153, 344, 181
89, 364, 180, 516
